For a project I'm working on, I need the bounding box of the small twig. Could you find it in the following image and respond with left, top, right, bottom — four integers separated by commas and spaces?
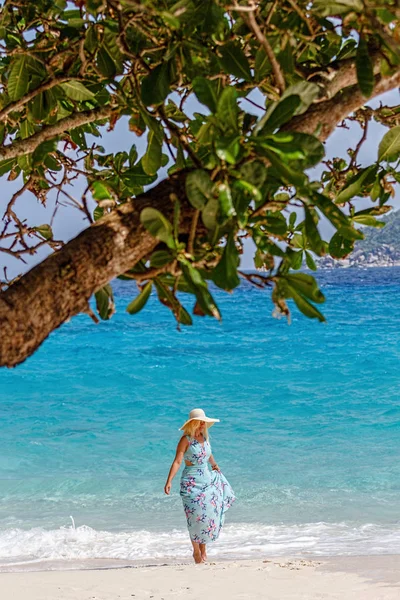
3, 178, 31, 219
122, 262, 179, 282
0, 245, 27, 261
240, 2, 286, 94
86, 304, 100, 324
0, 76, 86, 122
238, 270, 272, 288
158, 107, 202, 168
287, 0, 314, 35
188, 209, 200, 256
265, 0, 278, 26
243, 96, 266, 111
251, 198, 287, 218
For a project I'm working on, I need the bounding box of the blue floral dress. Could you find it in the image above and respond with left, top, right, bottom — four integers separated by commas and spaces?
180, 435, 235, 544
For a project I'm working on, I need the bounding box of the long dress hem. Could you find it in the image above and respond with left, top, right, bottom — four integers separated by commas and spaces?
179, 435, 235, 544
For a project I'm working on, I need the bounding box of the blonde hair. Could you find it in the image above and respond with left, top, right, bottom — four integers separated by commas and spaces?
182, 419, 209, 441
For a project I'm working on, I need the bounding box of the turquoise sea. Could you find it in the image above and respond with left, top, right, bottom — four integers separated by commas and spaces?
1, 267, 400, 570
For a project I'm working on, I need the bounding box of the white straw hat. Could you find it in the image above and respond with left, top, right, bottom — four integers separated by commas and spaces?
179, 408, 220, 430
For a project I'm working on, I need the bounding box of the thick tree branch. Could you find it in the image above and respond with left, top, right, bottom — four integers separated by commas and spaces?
284, 69, 400, 141
313, 54, 381, 103
0, 106, 114, 162
2, 66, 400, 368
0, 172, 192, 368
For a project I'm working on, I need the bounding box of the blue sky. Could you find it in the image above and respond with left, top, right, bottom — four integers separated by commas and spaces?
1, 89, 399, 278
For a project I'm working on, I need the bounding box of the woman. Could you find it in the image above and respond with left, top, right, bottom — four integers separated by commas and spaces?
164, 408, 235, 564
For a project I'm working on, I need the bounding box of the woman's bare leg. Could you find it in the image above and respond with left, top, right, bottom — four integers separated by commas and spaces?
199, 543, 207, 562
191, 541, 202, 564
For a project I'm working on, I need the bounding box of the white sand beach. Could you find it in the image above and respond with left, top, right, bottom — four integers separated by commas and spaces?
1, 555, 400, 600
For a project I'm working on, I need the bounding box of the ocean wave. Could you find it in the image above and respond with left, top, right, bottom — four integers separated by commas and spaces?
1, 521, 400, 571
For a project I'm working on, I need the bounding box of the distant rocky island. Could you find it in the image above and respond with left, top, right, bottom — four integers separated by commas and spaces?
318, 210, 400, 268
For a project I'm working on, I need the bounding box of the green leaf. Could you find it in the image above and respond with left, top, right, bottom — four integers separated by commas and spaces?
262, 148, 306, 187
8, 56, 28, 101
254, 47, 271, 80
96, 45, 117, 78
284, 273, 325, 304
60, 81, 95, 101
192, 76, 218, 113
305, 251, 317, 271
352, 215, 385, 227
93, 206, 104, 221
202, 197, 219, 231
234, 179, 262, 202
150, 250, 173, 268
215, 135, 240, 165
260, 132, 325, 168
329, 231, 354, 258
356, 36, 374, 98
304, 207, 324, 255
185, 169, 214, 209
181, 262, 221, 320
255, 95, 302, 136
378, 126, 400, 162
122, 163, 158, 188
20, 119, 35, 140
32, 139, 57, 165
239, 161, 267, 188
218, 42, 252, 82
91, 180, 111, 201
218, 182, 235, 219
313, 0, 363, 16
335, 165, 378, 204
34, 224, 53, 240
142, 127, 163, 175
312, 192, 362, 240
0, 158, 16, 177
289, 287, 326, 322
277, 274, 326, 321
211, 232, 240, 291
280, 81, 320, 115
141, 62, 171, 106
288, 249, 303, 270
216, 87, 239, 132
129, 144, 138, 167
95, 284, 115, 320
29, 90, 56, 121
140, 207, 175, 249
154, 280, 193, 326
126, 282, 152, 314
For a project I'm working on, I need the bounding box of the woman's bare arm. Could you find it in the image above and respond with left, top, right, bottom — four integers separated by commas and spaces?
164, 436, 188, 495
209, 453, 220, 471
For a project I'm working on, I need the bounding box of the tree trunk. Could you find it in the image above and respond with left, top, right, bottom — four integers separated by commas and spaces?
0, 172, 190, 367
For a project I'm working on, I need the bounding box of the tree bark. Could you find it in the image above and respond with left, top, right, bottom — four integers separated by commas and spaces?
284, 70, 400, 141
1, 68, 400, 367
0, 172, 190, 367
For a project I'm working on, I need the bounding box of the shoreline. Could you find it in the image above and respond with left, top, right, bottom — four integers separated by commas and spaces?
1, 555, 400, 599
1, 551, 400, 574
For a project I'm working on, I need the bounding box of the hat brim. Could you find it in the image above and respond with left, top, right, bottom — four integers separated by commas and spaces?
179, 417, 220, 431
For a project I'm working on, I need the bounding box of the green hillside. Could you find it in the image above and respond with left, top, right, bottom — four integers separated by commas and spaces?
357, 210, 400, 253
319, 210, 400, 267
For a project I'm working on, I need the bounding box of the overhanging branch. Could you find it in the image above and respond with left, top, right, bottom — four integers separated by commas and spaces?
0, 106, 114, 162
284, 69, 400, 141
1, 66, 400, 368
0, 172, 191, 368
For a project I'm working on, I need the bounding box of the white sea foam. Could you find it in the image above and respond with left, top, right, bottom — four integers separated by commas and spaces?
0, 521, 400, 571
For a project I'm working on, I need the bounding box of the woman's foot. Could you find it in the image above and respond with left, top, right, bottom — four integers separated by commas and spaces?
193, 550, 202, 564
199, 543, 207, 562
